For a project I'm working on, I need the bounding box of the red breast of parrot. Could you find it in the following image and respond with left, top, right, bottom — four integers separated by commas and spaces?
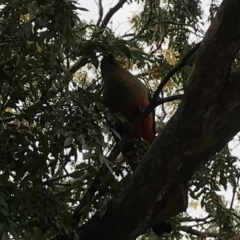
101, 55, 154, 143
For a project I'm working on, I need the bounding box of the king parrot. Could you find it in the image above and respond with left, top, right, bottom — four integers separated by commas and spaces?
101, 54, 154, 144
100, 54, 172, 237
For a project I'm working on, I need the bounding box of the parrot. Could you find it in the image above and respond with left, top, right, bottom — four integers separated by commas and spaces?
101, 54, 154, 144
100, 54, 172, 238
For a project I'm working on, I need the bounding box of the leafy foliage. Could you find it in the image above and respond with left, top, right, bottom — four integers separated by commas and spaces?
0, 0, 239, 239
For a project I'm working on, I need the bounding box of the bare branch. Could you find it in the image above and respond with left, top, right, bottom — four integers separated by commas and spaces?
154, 94, 182, 107
150, 41, 201, 105
96, 0, 104, 27
229, 234, 240, 240
180, 215, 211, 223
230, 176, 239, 209
69, 56, 90, 75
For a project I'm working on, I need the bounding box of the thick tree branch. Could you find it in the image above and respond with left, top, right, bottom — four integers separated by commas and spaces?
230, 176, 239, 209
229, 234, 240, 240
78, 1, 240, 239
68, 56, 89, 75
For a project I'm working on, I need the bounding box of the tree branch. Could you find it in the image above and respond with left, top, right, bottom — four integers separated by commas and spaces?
230, 176, 239, 209
96, 0, 103, 27
229, 234, 240, 240
154, 94, 183, 107
179, 215, 211, 223
99, 0, 127, 29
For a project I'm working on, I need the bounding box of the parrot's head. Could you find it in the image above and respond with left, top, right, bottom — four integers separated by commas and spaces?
101, 54, 123, 80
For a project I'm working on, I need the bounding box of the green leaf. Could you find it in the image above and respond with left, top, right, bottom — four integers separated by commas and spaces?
64, 136, 73, 148
79, 7, 89, 11
70, 171, 85, 178
115, 44, 132, 58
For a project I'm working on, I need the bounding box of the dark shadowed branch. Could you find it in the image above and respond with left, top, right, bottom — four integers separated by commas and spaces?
96, 0, 103, 27
154, 94, 183, 107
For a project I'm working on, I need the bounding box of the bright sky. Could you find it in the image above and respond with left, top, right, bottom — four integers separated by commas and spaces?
79, 0, 141, 35
80, 0, 212, 37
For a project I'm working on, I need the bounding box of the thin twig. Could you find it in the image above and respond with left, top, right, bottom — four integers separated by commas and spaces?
43, 174, 70, 184
96, 0, 104, 27
154, 94, 182, 107
230, 176, 239, 209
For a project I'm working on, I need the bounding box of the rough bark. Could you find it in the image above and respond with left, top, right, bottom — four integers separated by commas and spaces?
230, 234, 240, 240
80, 0, 240, 239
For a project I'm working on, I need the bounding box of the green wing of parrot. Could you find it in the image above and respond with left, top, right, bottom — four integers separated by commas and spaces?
101, 55, 154, 143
